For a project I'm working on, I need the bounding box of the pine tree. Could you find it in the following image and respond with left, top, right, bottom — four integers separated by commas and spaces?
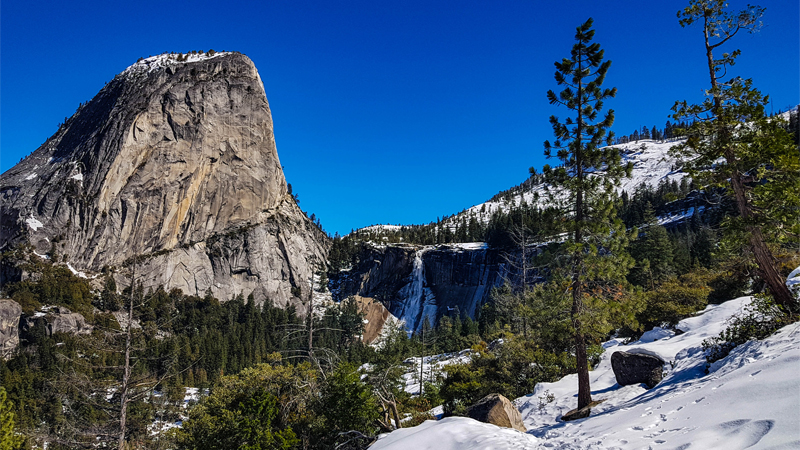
0, 388, 25, 450
672, 0, 800, 312
541, 18, 636, 412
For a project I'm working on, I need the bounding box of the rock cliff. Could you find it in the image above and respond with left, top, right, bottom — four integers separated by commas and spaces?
0, 52, 328, 310
332, 243, 505, 332
0, 299, 22, 359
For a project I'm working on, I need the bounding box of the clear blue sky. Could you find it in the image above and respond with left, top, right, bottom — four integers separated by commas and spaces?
2, 1, 798, 236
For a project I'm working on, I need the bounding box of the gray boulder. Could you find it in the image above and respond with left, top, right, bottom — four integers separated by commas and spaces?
21, 307, 93, 339
0, 299, 22, 359
611, 351, 665, 389
466, 393, 527, 432
50, 311, 92, 335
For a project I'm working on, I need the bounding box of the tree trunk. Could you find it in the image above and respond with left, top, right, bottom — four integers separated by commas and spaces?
573, 46, 593, 411
118, 263, 135, 450
703, 14, 794, 311
729, 171, 794, 308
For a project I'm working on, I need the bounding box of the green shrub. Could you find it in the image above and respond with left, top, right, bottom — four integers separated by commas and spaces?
174, 358, 314, 449
318, 363, 379, 445
439, 336, 575, 416
5, 262, 94, 321
638, 275, 709, 330
702, 295, 788, 365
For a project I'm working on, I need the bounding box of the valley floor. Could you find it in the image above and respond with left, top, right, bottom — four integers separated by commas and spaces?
372, 296, 800, 449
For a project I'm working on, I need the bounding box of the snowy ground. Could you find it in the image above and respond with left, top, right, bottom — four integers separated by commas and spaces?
372, 295, 800, 449
401, 350, 474, 395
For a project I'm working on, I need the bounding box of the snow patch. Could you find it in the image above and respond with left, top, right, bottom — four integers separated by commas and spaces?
67, 262, 97, 279
122, 51, 232, 76
26, 215, 43, 231
24, 173, 37, 181
445, 242, 488, 250
70, 173, 84, 181
786, 266, 800, 299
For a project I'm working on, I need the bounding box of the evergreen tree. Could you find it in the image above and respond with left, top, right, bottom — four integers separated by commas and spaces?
629, 206, 676, 288
0, 388, 25, 450
541, 18, 636, 411
672, 0, 800, 312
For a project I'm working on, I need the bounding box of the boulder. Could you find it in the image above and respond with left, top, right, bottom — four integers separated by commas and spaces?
0, 299, 22, 359
466, 393, 526, 432
50, 311, 92, 335
21, 307, 92, 339
611, 351, 665, 389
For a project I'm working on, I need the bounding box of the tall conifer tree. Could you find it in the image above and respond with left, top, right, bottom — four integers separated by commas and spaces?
541, 18, 635, 411
672, 0, 800, 312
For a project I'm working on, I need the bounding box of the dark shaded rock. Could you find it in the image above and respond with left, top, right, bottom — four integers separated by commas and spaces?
561, 399, 606, 422
466, 393, 526, 432
331, 243, 507, 332
0, 299, 22, 359
611, 351, 665, 389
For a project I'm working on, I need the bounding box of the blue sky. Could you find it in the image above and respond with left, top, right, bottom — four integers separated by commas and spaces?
2, 0, 798, 235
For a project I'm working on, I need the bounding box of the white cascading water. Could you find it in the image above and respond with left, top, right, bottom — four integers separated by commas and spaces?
395, 247, 436, 334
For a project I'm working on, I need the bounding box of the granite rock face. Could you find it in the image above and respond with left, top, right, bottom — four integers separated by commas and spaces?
0, 52, 328, 310
352, 295, 392, 344
332, 243, 505, 332
331, 244, 418, 306
0, 299, 22, 359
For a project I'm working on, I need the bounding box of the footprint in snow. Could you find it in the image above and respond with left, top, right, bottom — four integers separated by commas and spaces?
672, 419, 774, 449
750, 370, 761, 377
692, 397, 705, 404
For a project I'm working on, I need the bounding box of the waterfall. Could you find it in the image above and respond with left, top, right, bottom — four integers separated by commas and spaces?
395, 247, 436, 334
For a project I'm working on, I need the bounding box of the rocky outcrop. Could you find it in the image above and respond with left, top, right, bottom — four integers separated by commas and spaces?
466, 393, 526, 432
20, 306, 93, 339
332, 243, 505, 332
49, 307, 93, 335
0, 299, 22, 359
611, 351, 665, 389
423, 245, 505, 322
332, 245, 418, 304
0, 52, 328, 310
353, 296, 392, 344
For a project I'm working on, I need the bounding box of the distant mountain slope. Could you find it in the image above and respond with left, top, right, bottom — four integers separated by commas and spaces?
353, 138, 688, 237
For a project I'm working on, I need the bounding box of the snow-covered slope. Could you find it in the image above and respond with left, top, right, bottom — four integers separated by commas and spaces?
449, 139, 687, 227
372, 295, 800, 449
121, 51, 232, 76
357, 139, 687, 235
